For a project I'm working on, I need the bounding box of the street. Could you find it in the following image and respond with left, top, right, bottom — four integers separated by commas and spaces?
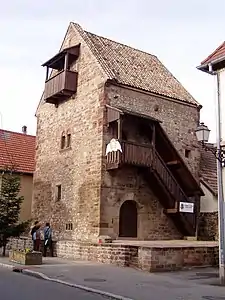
0, 268, 108, 300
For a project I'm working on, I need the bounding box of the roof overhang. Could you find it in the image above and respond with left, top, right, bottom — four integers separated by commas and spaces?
197, 55, 225, 74
106, 104, 161, 124
42, 44, 80, 70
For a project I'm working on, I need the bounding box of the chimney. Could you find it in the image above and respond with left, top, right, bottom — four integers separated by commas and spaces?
22, 126, 27, 134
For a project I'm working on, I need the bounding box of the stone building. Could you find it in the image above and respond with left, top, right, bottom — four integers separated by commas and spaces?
0, 127, 35, 221
198, 144, 218, 240
33, 22, 204, 242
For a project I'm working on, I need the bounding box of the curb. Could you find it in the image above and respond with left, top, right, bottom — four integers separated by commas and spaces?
1, 263, 134, 300
0, 262, 14, 270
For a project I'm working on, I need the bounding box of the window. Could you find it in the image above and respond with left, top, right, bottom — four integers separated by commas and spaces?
66, 223, 73, 231
61, 134, 66, 149
67, 133, 71, 148
56, 185, 62, 201
185, 149, 191, 158
60, 131, 71, 150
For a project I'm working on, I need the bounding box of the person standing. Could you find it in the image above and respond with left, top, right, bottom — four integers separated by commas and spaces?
32, 222, 41, 252
43, 222, 53, 257
31, 221, 38, 251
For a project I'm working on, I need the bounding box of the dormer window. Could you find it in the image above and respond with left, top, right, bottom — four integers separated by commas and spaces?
42, 44, 80, 105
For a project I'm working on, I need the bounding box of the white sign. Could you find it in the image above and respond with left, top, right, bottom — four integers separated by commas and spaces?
179, 202, 194, 213
105, 139, 122, 155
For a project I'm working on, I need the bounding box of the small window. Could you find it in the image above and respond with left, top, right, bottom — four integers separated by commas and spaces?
61, 135, 66, 149
67, 133, 71, 148
56, 185, 62, 201
185, 149, 191, 158
66, 223, 73, 231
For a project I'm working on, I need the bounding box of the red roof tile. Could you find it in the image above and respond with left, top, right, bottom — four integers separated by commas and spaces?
200, 143, 217, 195
0, 129, 36, 174
201, 41, 225, 65
72, 23, 200, 106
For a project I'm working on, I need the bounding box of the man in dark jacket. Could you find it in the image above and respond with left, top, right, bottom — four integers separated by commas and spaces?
43, 222, 53, 257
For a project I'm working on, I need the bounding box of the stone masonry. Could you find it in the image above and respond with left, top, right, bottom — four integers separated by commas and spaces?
7, 237, 218, 272
33, 23, 202, 242
99, 84, 201, 239
106, 84, 201, 178
33, 23, 107, 241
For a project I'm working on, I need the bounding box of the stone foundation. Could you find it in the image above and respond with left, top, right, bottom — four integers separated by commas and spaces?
6, 238, 218, 272
56, 240, 218, 272
198, 212, 218, 241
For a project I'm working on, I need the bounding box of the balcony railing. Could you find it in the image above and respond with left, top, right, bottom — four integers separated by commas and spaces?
44, 70, 78, 104
106, 140, 153, 169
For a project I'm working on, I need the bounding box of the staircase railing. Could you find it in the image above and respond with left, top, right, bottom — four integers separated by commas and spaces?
153, 149, 196, 232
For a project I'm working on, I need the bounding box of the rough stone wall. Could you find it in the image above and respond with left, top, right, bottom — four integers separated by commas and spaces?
100, 166, 181, 240
33, 24, 107, 241
106, 84, 201, 179
56, 240, 219, 271
198, 212, 218, 241
99, 85, 201, 240
7, 238, 218, 271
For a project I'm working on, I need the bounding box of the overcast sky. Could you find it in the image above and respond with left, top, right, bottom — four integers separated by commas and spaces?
0, 0, 224, 141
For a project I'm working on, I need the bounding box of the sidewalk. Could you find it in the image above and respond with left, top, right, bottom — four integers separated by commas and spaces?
0, 256, 224, 300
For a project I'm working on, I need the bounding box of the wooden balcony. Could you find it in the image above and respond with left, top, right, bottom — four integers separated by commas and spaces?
44, 70, 78, 104
106, 141, 153, 170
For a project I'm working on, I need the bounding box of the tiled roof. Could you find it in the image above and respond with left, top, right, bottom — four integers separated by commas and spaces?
0, 129, 36, 174
201, 41, 225, 65
200, 143, 217, 196
75, 23, 199, 106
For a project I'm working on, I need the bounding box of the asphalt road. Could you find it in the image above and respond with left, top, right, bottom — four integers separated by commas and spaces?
0, 268, 108, 300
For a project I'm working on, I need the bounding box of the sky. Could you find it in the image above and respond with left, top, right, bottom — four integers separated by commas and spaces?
0, 0, 224, 141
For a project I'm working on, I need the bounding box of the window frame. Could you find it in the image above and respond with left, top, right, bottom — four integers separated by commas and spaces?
56, 184, 62, 201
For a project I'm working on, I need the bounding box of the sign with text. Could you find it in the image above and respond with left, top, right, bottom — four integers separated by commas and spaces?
179, 202, 194, 213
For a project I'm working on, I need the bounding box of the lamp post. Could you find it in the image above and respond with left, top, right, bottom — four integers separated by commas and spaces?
196, 121, 225, 285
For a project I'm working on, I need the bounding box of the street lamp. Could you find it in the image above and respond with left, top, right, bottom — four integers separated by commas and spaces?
195, 122, 225, 285
196, 123, 225, 166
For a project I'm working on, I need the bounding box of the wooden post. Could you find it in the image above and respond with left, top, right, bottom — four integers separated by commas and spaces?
46, 67, 49, 81
152, 124, 156, 146
117, 117, 122, 140
194, 194, 200, 239
64, 53, 69, 70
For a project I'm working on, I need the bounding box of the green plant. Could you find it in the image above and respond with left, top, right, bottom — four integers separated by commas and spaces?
0, 169, 30, 256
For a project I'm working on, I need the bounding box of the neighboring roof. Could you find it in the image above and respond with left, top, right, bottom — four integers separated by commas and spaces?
200, 143, 217, 196
201, 41, 225, 66
0, 129, 36, 174
72, 23, 200, 107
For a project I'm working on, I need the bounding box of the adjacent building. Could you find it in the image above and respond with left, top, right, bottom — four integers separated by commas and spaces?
0, 126, 36, 221
33, 22, 204, 242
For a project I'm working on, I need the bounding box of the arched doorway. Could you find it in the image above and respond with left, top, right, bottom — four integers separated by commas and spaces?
119, 200, 137, 238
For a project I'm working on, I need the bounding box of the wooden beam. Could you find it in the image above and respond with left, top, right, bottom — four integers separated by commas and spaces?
165, 208, 178, 214
164, 202, 178, 214
117, 117, 122, 139
166, 160, 180, 166
46, 67, 49, 81
151, 124, 155, 146
64, 53, 68, 70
